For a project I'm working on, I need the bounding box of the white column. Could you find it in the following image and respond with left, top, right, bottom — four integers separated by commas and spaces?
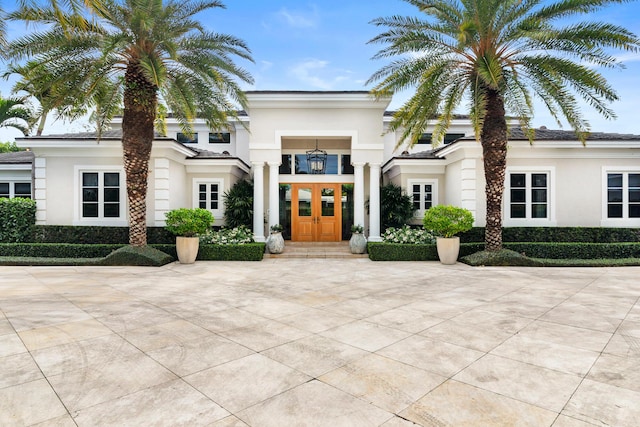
353, 162, 366, 233
268, 162, 280, 229
368, 163, 381, 241
153, 158, 170, 225
252, 162, 265, 242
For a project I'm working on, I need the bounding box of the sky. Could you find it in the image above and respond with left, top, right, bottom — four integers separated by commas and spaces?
1, 0, 640, 141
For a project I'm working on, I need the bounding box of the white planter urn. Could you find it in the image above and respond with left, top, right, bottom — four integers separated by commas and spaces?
267, 232, 285, 254
349, 232, 367, 254
176, 236, 199, 264
436, 236, 460, 265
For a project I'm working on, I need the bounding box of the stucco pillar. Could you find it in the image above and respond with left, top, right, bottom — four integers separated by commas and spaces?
353, 162, 366, 233
368, 163, 381, 241
252, 162, 265, 242
268, 162, 280, 230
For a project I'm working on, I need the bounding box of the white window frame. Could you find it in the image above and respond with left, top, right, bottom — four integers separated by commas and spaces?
73, 166, 127, 226
408, 179, 438, 218
601, 167, 640, 227
503, 167, 556, 226
192, 178, 224, 220
0, 181, 32, 199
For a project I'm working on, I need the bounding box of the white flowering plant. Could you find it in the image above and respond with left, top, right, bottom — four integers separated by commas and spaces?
382, 225, 435, 244
199, 226, 254, 245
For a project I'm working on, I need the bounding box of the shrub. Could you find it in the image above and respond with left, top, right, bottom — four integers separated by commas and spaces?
100, 246, 173, 266
382, 225, 435, 244
368, 242, 483, 261
165, 208, 214, 237
0, 198, 36, 243
224, 179, 253, 228
461, 249, 544, 266
199, 226, 254, 245
151, 243, 265, 261
379, 183, 415, 229
423, 205, 474, 238
458, 227, 640, 243
0, 243, 121, 258
31, 225, 175, 244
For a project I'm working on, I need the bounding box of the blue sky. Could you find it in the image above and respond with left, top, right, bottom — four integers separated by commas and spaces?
1, 0, 640, 141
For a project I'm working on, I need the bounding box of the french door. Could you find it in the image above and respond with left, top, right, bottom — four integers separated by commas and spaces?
291, 183, 342, 242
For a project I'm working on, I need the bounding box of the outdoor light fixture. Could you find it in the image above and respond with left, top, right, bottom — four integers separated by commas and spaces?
306, 139, 327, 174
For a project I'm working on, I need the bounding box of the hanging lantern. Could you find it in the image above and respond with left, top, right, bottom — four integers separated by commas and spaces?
306, 139, 327, 174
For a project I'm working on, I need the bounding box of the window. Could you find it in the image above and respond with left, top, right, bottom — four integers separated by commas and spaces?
176, 132, 198, 144
0, 182, 31, 199
208, 132, 231, 144
193, 179, 223, 217
81, 172, 121, 218
417, 133, 466, 145
198, 183, 219, 210
504, 169, 555, 224
279, 153, 351, 175
606, 172, 640, 219
408, 180, 438, 217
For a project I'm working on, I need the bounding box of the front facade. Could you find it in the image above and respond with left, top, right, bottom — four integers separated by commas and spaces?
9, 91, 640, 241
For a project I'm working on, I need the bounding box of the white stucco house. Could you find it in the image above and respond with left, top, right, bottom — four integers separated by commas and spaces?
3, 90, 640, 242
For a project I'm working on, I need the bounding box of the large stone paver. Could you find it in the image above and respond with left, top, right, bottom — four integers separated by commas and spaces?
0, 261, 639, 426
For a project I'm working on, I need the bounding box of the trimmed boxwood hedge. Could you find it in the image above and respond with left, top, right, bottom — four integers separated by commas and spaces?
0, 242, 266, 262
152, 243, 265, 261
31, 226, 176, 244
459, 227, 640, 243
367, 242, 640, 261
0, 198, 36, 243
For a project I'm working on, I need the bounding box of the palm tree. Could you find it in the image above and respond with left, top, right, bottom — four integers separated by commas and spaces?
368, 0, 639, 251
0, 96, 34, 136
8, 0, 253, 246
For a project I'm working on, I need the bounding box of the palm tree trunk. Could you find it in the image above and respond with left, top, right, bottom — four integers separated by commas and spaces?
121, 62, 157, 247
481, 89, 508, 251
36, 111, 47, 136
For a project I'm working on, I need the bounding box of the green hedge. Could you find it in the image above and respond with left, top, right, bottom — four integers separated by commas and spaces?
31, 226, 176, 244
459, 227, 640, 243
368, 242, 483, 261
0, 242, 265, 261
0, 243, 122, 258
152, 243, 265, 261
507, 242, 640, 259
368, 241, 640, 261
0, 198, 36, 243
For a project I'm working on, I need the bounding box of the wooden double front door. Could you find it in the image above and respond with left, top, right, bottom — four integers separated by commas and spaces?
291, 183, 342, 242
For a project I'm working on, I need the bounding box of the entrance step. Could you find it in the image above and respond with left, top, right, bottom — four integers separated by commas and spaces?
264, 242, 368, 259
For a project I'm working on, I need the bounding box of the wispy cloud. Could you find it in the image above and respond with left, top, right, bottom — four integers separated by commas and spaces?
275, 6, 319, 29
289, 59, 353, 90
614, 52, 640, 64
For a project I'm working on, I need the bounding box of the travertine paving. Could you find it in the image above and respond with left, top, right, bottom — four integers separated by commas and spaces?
1, 260, 639, 426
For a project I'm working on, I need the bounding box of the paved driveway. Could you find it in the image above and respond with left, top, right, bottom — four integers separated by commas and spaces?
1, 260, 639, 426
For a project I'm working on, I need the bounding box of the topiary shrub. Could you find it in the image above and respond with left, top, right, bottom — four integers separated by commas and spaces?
99, 245, 174, 266
224, 179, 253, 228
0, 198, 36, 242
165, 208, 214, 237
423, 205, 474, 238
461, 249, 544, 266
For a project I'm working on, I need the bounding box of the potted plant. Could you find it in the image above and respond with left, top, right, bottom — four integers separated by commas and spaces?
165, 208, 214, 263
267, 223, 285, 254
349, 224, 367, 254
422, 205, 474, 264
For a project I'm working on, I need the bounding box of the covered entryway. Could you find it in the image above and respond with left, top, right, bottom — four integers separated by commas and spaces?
291, 183, 342, 241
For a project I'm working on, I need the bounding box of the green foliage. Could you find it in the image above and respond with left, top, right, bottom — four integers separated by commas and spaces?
423, 205, 474, 238
0, 243, 121, 258
458, 227, 640, 243
380, 183, 415, 229
461, 250, 544, 267
382, 225, 435, 244
505, 242, 640, 260
200, 226, 254, 245
165, 208, 214, 237
152, 243, 265, 261
351, 224, 364, 233
368, 242, 482, 261
0, 198, 36, 243
0, 97, 34, 135
270, 224, 283, 233
0, 141, 22, 152
100, 245, 173, 266
224, 180, 254, 228
31, 225, 175, 244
